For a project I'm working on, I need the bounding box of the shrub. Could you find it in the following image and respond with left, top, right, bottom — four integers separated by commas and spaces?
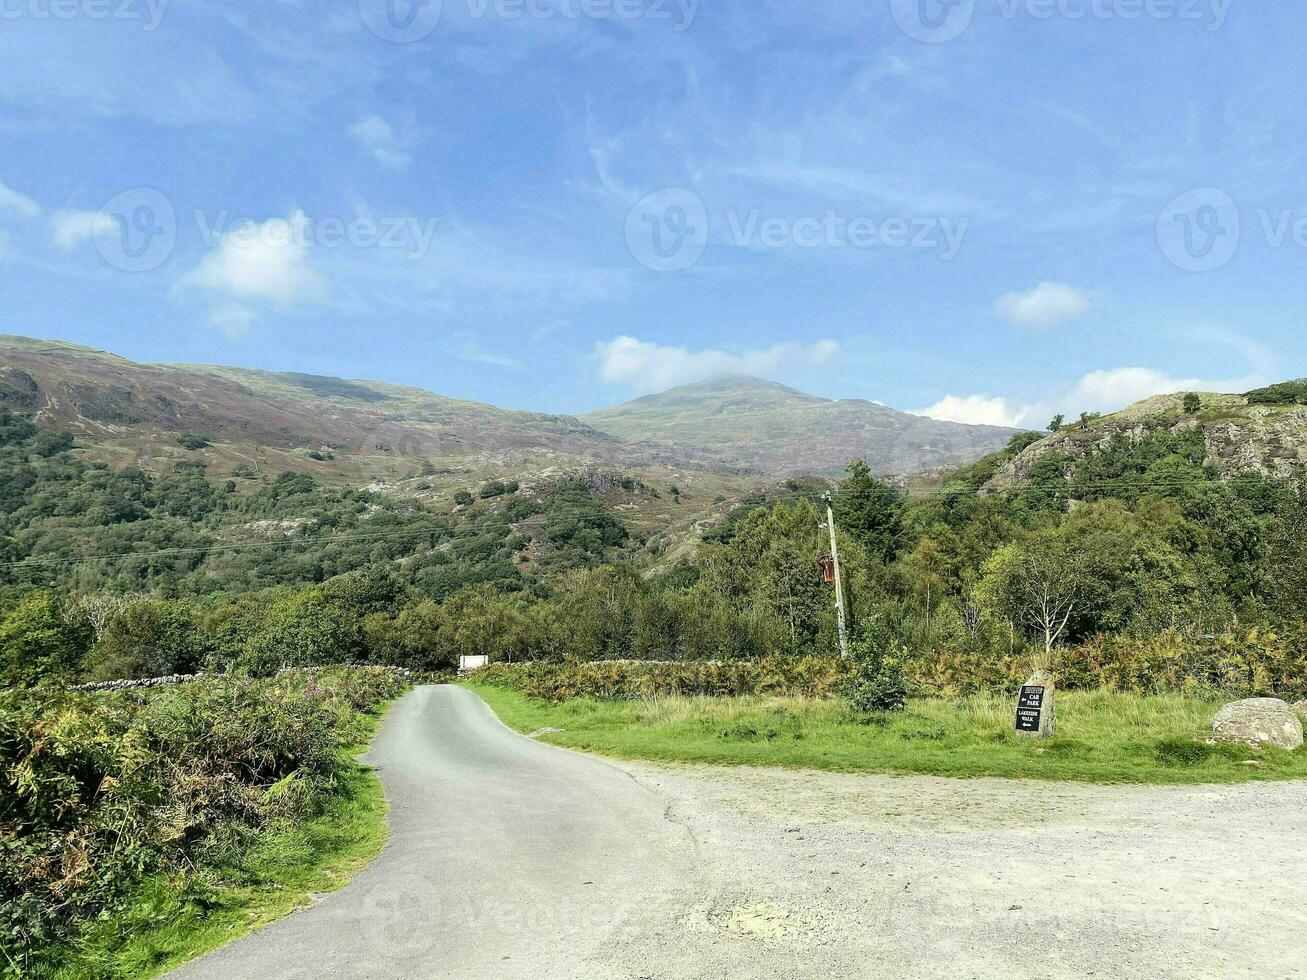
842, 634, 907, 713
475, 656, 848, 703
0, 668, 408, 971
1245, 379, 1307, 406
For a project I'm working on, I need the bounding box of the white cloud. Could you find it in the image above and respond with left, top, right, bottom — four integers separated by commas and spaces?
348, 115, 412, 171
206, 304, 259, 338
179, 212, 322, 307
1065, 367, 1264, 415
914, 394, 1027, 428
994, 281, 1091, 329
51, 209, 117, 248
915, 366, 1269, 430
594, 335, 840, 393
0, 179, 41, 220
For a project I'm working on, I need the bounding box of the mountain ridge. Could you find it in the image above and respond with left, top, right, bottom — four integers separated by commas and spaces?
0, 335, 1021, 481
583, 373, 1022, 476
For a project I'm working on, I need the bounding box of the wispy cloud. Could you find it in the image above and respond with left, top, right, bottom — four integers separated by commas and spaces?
348, 115, 414, 171
594, 335, 839, 393
994, 282, 1092, 329
0, 179, 40, 219
51, 209, 116, 249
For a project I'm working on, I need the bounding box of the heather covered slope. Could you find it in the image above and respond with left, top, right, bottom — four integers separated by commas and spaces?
0, 335, 707, 482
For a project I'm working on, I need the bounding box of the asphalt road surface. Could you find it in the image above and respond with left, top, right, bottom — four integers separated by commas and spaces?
172, 684, 695, 979
174, 685, 1307, 979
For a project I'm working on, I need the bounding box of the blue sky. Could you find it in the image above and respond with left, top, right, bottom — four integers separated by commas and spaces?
1, 0, 1304, 423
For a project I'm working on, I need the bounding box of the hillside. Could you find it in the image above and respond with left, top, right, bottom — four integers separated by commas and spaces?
583, 376, 1022, 476
0, 335, 720, 485
982, 385, 1307, 492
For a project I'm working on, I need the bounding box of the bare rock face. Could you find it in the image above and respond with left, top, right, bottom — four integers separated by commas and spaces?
1212, 699, 1304, 751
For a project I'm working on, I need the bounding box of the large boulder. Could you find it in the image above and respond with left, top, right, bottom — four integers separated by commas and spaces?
1212, 698, 1304, 751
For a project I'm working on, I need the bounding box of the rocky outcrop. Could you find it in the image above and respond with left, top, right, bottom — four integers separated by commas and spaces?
985, 393, 1307, 491
1212, 698, 1304, 751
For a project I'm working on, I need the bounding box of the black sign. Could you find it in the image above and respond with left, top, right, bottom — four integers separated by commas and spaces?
1015, 685, 1045, 733
1018, 686, 1045, 710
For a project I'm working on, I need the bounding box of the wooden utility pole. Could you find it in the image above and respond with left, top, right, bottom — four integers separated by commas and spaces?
823, 493, 850, 659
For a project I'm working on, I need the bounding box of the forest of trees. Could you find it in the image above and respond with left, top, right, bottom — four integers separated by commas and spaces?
2, 408, 1305, 696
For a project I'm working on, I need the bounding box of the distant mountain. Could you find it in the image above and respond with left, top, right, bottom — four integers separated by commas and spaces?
0, 336, 711, 482
0, 338, 1021, 484
583, 376, 1023, 476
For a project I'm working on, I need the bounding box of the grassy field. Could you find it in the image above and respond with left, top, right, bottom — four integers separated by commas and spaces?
465, 682, 1307, 785
41, 706, 396, 980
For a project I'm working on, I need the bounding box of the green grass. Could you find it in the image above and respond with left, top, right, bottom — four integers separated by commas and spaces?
39, 705, 397, 980
465, 683, 1307, 785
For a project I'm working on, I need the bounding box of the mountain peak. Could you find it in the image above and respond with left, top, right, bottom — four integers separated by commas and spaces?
584, 375, 1018, 476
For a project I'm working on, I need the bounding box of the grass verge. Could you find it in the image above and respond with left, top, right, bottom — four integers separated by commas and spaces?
41, 703, 397, 980
465, 682, 1307, 785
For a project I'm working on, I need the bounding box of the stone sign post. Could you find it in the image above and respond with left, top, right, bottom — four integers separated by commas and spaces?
1015, 670, 1055, 739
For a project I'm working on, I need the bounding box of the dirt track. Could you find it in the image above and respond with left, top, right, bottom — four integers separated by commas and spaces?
604, 762, 1307, 979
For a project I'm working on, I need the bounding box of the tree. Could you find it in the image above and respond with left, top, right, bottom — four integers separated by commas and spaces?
1048, 414, 1065, 432
979, 542, 1086, 654
1183, 392, 1202, 414
0, 591, 92, 685
834, 460, 904, 564
86, 596, 203, 680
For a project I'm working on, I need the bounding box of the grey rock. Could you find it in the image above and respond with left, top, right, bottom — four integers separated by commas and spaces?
1212, 698, 1304, 751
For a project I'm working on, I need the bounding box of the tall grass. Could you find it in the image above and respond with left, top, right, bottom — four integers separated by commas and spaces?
469, 683, 1307, 785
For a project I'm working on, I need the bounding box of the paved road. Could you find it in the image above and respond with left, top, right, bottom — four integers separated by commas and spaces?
172, 684, 695, 979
